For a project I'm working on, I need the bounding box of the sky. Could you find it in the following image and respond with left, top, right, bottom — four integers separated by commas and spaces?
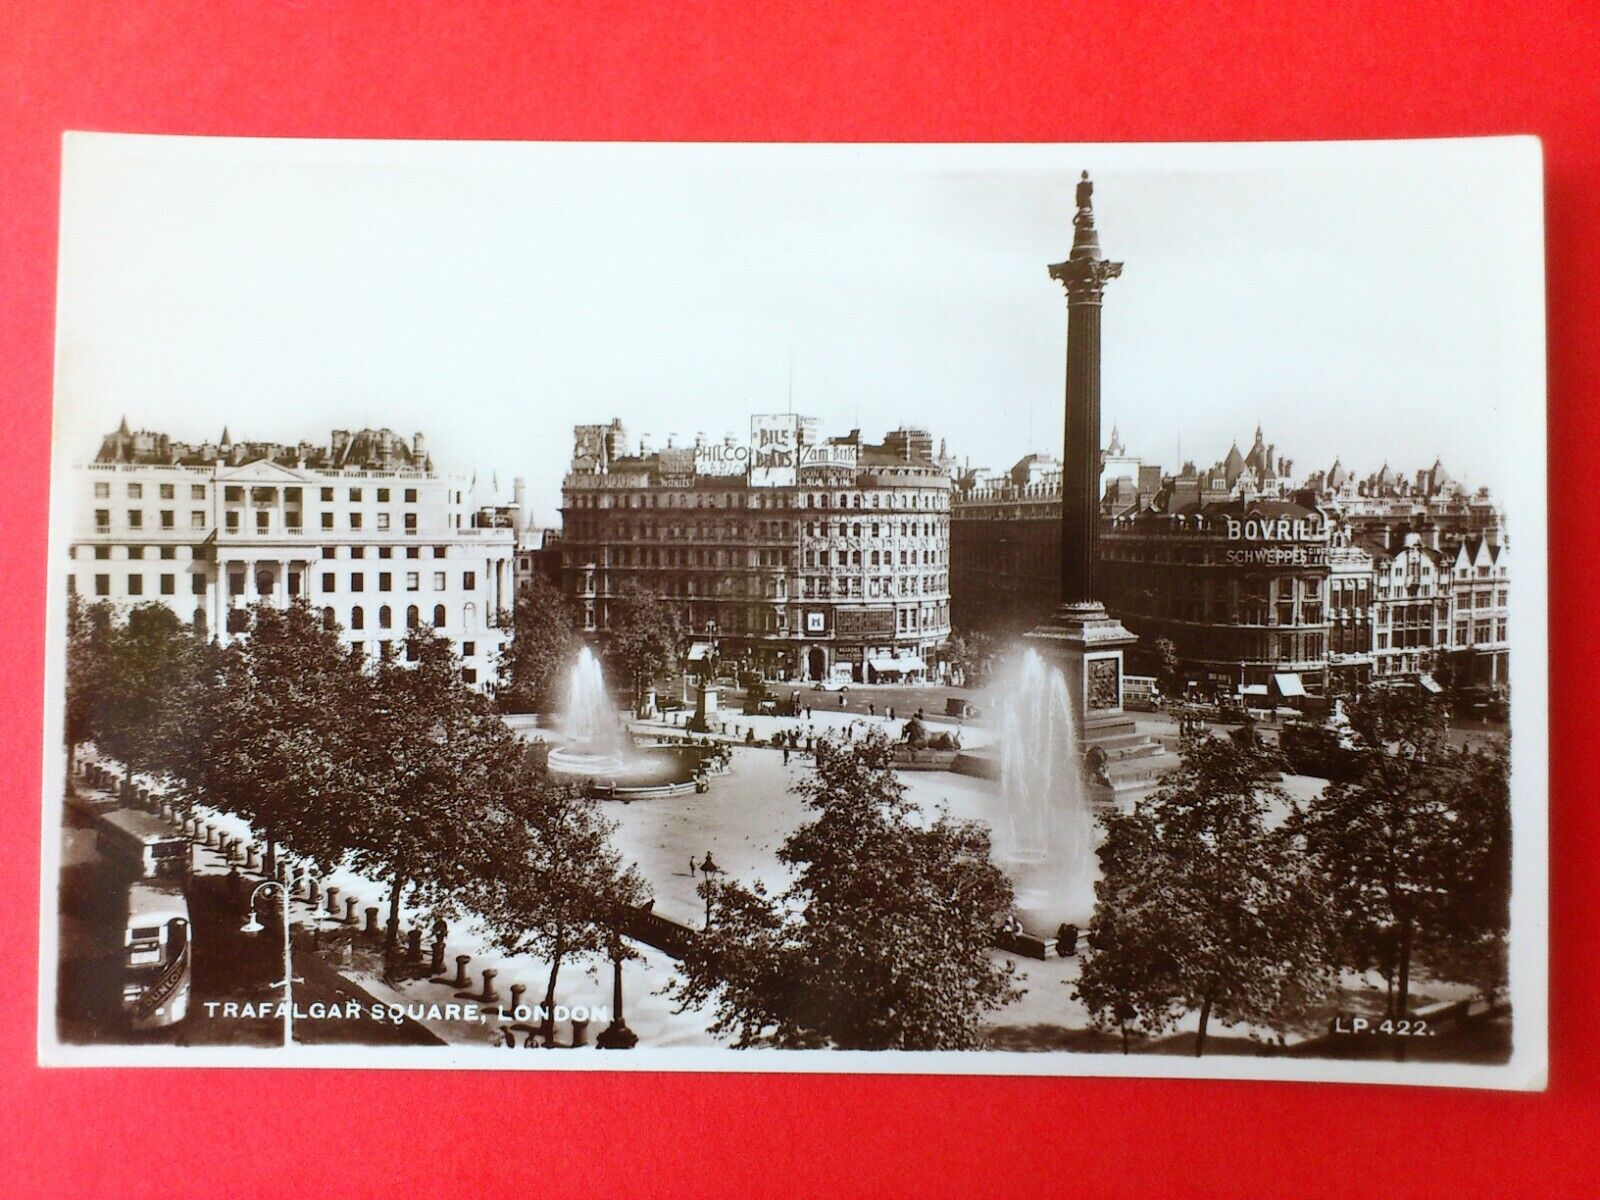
54, 136, 1545, 524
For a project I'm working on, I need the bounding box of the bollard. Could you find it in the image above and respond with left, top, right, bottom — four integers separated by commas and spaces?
276, 859, 289, 884
364, 906, 379, 938
452, 955, 471, 989
307, 875, 320, 904
344, 897, 358, 924
224, 837, 239, 862
244, 846, 258, 871
205, 825, 218, 849
572, 1017, 591, 1047
479, 969, 499, 1003
508, 983, 526, 1016
406, 927, 423, 962
325, 887, 341, 916
430, 936, 446, 975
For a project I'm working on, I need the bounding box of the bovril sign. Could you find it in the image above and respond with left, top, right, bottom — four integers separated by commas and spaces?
1223, 513, 1328, 566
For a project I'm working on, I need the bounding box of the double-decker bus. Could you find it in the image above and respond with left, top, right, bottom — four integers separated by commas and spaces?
96, 808, 192, 881
120, 880, 191, 1029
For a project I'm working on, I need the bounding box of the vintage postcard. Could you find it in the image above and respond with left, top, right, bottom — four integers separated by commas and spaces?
40, 134, 1547, 1087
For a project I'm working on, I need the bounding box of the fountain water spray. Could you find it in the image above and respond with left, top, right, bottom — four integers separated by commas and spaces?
553, 646, 633, 773
992, 647, 1098, 931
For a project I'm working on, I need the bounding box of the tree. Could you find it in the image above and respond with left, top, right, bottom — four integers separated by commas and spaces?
1429, 740, 1513, 1003
604, 579, 683, 712
496, 575, 580, 713
1076, 732, 1334, 1055
671, 731, 1020, 1049
471, 771, 649, 1046
93, 603, 208, 794
65, 595, 114, 773
346, 630, 525, 972
187, 601, 371, 878
1295, 689, 1507, 1032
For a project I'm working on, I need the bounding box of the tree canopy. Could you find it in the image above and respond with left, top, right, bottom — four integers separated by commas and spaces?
672, 730, 1019, 1049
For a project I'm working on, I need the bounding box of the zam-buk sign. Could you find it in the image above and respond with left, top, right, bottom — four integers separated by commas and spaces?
693, 415, 858, 486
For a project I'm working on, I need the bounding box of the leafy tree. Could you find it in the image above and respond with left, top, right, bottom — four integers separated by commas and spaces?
347, 630, 525, 972
187, 601, 370, 878
603, 579, 683, 712
1428, 740, 1513, 1002
1295, 690, 1507, 1028
671, 730, 1019, 1049
1077, 732, 1334, 1055
496, 575, 580, 713
65, 595, 114, 773
93, 603, 207, 794
471, 772, 649, 1045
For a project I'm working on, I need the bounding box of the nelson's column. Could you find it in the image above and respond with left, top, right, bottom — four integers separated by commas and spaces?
1025, 172, 1141, 750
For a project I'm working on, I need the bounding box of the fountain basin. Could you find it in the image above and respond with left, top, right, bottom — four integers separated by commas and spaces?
546, 744, 702, 799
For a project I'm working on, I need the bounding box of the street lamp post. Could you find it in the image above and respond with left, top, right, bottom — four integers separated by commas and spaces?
241, 879, 300, 1048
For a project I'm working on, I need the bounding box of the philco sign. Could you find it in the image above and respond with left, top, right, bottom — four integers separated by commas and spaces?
692, 415, 859, 486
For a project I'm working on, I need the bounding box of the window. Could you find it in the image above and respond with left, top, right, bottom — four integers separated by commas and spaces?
321, 486, 334, 501
127, 510, 143, 529
375, 512, 389, 530
192, 485, 206, 500
379, 605, 392, 629
226, 512, 240, 532
127, 574, 143, 596
433, 604, 446, 627
404, 513, 417, 532
406, 547, 420, 559
378, 547, 392, 559
349, 488, 362, 502
350, 606, 364, 631
128, 546, 144, 560
322, 607, 336, 631
350, 546, 365, 559
407, 605, 420, 629
433, 546, 447, 559
463, 570, 476, 590
321, 547, 336, 559
225, 486, 242, 502
95, 574, 109, 596
462, 668, 477, 685
159, 483, 174, 500
256, 511, 270, 532
379, 572, 392, 591
350, 572, 364, 592
462, 641, 476, 657
191, 511, 206, 529
95, 509, 109, 531
160, 546, 175, 560
322, 572, 335, 591
94, 481, 109, 498
350, 513, 363, 530
128, 483, 143, 499
405, 488, 417, 502
406, 572, 419, 591
377, 487, 389, 501
192, 575, 206, 595
433, 571, 446, 590
160, 574, 175, 595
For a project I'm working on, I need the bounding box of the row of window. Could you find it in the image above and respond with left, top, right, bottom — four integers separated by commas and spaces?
568, 488, 949, 512
315, 570, 476, 594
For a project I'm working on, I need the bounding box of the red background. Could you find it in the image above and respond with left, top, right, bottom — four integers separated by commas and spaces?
1, 3, 1594, 1196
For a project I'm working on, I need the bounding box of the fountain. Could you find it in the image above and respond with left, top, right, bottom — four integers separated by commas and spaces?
991, 647, 1099, 932
544, 647, 701, 797
548, 646, 633, 775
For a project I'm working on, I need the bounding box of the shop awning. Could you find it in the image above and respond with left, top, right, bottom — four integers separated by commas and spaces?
1418, 673, 1444, 694
1272, 672, 1308, 698
687, 642, 713, 661
1241, 684, 1270, 698
868, 655, 926, 674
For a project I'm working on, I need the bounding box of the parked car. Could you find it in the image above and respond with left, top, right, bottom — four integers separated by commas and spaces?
811, 679, 849, 692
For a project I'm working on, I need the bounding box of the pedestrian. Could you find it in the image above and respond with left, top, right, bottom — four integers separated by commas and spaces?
888, 706, 896, 722
782, 746, 790, 765
838, 694, 846, 709
869, 702, 876, 718
688, 858, 696, 878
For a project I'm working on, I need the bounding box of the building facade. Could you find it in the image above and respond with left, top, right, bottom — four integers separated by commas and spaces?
560, 415, 952, 682
69, 422, 516, 689
951, 427, 1510, 702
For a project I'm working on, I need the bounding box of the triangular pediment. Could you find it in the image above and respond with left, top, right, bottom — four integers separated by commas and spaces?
216, 458, 316, 483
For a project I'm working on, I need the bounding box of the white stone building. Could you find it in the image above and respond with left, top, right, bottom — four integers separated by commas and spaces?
68, 423, 516, 689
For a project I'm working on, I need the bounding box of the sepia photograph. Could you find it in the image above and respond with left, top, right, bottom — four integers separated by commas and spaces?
39, 134, 1547, 1087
